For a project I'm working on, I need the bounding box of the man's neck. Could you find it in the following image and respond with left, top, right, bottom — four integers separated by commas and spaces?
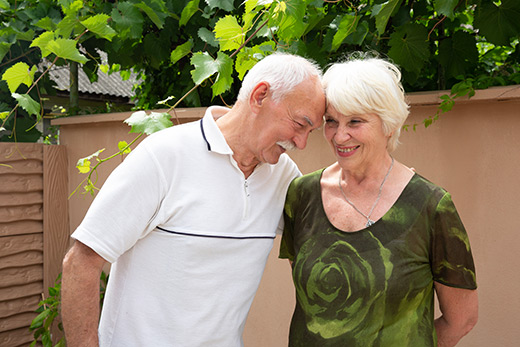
216, 103, 259, 177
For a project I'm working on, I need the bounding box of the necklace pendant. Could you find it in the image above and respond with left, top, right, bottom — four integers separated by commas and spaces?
366, 219, 375, 227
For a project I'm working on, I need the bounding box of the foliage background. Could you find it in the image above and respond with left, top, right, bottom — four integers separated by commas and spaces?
1, 0, 519, 142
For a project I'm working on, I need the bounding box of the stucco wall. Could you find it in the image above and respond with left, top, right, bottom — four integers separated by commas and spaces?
53, 85, 520, 346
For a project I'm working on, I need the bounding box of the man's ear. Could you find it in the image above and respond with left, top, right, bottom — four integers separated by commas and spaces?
250, 82, 269, 112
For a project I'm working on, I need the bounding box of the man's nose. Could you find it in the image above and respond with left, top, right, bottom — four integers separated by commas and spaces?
293, 132, 309, 150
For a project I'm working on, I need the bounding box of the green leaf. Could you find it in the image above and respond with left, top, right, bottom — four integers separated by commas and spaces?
435, 0, 458, 19
331, 14, 359, 52
12, 93, 40, 117
190, 52, 218, 85
474, 0, 520, 46
375, 0, 404, 36
205, 0, 234, 12
76, 149, 105, 174
198, 27, 218, 48
179, 0, 200, 27
2, 62, 37, 94
61, 0, 83, 17
134, 0, 168, 29
111, 2, 144, 39
30, 310, 50, 329
56, 15, 77, 38
170, 39, 193, 64
118, 141, 132, 154
276, 0, 307, 40
211, 52, 233, 97
388, 23, 429, 74
35, 17, 57, 31
47, 38, 88, 63
30, 31, 55, 57
80, 14, 117, 41
438, 30, 478, 80
124, 111, 172, 135
0, 42, 11, 62
214, 15, 244, 52
0, 0, 9, 10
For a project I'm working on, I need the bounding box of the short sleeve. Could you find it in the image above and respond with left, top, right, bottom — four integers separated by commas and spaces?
431, 192, 477, 289
279, 178, 299, 261
72, 139, 168, 263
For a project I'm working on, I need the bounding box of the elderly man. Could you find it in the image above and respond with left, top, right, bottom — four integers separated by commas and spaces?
61, 52, 326, 347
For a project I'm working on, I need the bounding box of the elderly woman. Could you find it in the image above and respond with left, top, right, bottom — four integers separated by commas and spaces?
279, 55, 478, 346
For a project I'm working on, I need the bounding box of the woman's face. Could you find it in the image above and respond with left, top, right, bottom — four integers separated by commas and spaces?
323, 105, 390, 168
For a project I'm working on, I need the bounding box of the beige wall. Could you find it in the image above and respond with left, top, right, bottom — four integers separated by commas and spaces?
53, 85, 520, 346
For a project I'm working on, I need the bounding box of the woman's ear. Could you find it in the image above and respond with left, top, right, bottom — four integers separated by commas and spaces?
250, 82, 270, 112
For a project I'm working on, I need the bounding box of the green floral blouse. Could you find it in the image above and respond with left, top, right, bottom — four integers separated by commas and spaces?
280, 170, 477, 347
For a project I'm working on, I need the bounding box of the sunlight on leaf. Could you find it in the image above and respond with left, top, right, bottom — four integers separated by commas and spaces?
118, 141, 132, 154
214, 15, 244, 52
2, 62, 37, 94
179, 0, 200, 27
124, 111, 172, 135
170, 39, 193, 64
81, 14, 117, 41
12, 93, 40, 117
76, 149, 106, 174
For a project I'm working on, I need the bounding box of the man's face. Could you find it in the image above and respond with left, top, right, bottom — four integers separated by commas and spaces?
253, 77, 326, 165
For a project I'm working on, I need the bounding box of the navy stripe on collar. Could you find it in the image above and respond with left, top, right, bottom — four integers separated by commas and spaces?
157, 226, 275, 240
200, 119, 211, 151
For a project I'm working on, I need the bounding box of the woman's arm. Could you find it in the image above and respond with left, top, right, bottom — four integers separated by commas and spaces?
434, 282, 478, 347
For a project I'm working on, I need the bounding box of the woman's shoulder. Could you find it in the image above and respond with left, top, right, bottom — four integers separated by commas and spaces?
292, 168, 325, 186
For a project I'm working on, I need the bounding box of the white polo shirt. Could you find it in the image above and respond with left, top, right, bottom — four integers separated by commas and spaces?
72, 106, 300, 347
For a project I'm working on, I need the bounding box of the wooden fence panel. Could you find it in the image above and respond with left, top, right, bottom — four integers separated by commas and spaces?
0, 143, 68, 346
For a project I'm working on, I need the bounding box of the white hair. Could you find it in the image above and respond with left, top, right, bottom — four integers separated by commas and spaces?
322, 54, 410, 152
237, 52, 322, 103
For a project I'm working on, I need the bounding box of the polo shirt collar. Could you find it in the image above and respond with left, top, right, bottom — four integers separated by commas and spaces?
200, 106, 234, 155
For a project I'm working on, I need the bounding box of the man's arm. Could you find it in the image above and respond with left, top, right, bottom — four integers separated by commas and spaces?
62, 241, 107, 347
434, 282, 478, 347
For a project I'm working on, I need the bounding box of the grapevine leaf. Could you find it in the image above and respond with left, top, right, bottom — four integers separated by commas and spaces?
111, 2, 144, 39
211, 52, 233, 97
205, 0, 234, 12
61, 0, 83, 17
438, 31, 478, 80
47, 38, 88, 63
0, 42, 11, 62
134, 0, 168, 29
0, 0, 9, 10
80, 14, 117, 41
30, 31, 55, 57
124, 111, 172, 135
198, 27, 218, 48
375, 0, 403, 36
277, 0, 306, 40
118, 141, 132, 154
435, 0, 458, 19
190, 52, 218, 85
35, 17, 57, 31
12, 93, 40, 117
474, 0, 520, 46
76, 149, 105, 174
331, 14, 359, 52
214, 15, 244, 52
179, 0, 200, 27
170, 39, 193, 64
56, 15, 78, 38
2, 62, 37, 94
388, 23, 429, 74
